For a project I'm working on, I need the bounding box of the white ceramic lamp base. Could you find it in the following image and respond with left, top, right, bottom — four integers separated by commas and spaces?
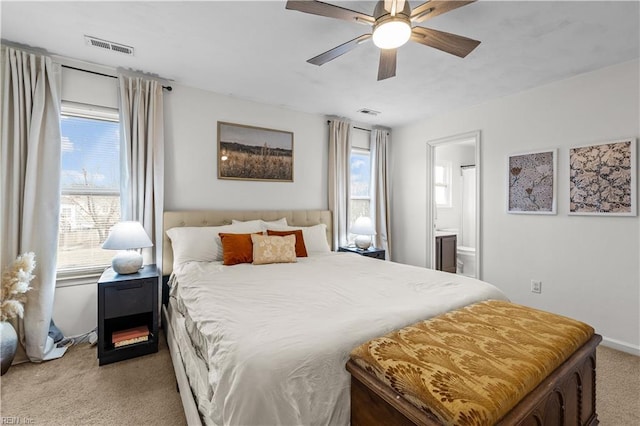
111, 250, 143, 274
354, 235, 372, 250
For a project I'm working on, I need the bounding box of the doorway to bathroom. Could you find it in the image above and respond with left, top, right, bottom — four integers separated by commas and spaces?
426, 131, 481, 279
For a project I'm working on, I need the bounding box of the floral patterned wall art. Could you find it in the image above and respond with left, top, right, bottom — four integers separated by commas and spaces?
569, 139, 636, 216
508, 149, 557, 214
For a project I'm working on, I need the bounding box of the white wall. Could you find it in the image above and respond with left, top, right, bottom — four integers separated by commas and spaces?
60, 66, 118, 108
164, 85, 327, 210
391, 60, 640, 353
52, 284, 97, 337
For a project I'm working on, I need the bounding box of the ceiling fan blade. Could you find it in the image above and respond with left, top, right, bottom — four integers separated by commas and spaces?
377, 49, 397, 81
410, 1, 476, 23
286, 1, 374, 25
411, 26, 480, 58
307, 34, 372, 66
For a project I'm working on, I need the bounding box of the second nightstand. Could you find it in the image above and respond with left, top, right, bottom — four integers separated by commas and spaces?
97, 264, 159, 366
338, 246, 386, 260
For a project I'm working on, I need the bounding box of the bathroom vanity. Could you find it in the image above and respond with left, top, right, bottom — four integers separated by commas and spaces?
435, 233, 457, 273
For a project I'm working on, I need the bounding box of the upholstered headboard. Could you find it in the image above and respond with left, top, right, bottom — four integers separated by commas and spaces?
162, 210, 332, 276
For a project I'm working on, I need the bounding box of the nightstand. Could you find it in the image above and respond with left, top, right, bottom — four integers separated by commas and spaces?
97, 264, 159, 366
338, 246, 386, 260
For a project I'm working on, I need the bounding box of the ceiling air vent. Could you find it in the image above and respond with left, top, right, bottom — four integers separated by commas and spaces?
357, 108, 380, 116
84, 35, 134, 56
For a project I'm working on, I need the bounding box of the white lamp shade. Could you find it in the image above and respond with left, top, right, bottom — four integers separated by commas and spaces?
102, 221, 153, 250
350, 216, 376, 236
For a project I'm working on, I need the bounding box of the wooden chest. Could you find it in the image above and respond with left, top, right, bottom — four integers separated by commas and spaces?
347, 300, 601, 426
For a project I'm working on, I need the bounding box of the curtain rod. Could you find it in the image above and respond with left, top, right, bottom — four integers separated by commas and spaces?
62, 65, 173, 91
326, 120, 391, 135
326, 120, 370, 132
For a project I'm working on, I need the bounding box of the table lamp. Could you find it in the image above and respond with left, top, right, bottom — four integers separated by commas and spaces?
102, 221, 153, 274
351, 216, 376, 250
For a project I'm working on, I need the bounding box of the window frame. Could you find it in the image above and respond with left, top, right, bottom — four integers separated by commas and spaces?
57, 102, 121, 282
349, 146, 373, 243
434, 161, 453, 208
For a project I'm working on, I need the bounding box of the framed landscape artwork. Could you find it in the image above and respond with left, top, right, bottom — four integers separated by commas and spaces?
569, 138, 636, 216
507, 149, 557, 214
217, 121, 294, 182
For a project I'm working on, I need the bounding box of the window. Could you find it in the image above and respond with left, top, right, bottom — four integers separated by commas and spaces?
434, 161, 452, 208
350, 148, 372, 227
57, 105, 120, 274
349, 128, 373, 232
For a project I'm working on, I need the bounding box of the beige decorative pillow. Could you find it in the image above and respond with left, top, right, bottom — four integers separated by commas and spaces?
251, 234, 297, 265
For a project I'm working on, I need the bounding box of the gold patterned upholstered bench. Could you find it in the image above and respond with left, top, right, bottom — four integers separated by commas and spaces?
347, 300, 602, 426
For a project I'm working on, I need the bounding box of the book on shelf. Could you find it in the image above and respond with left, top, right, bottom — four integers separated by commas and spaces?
112, 325, 149, 344
114, 335, 149, 348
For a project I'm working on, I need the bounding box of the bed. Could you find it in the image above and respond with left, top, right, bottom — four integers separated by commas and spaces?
161, 210, 508, 425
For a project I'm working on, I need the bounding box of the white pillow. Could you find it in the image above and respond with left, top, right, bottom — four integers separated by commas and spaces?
167, 221, 264, 265
266, 223, 330, 253
231, 218, 288, 229
166, 227, 218, 266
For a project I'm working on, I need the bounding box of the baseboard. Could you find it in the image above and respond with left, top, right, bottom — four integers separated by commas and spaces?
601, 336, 640, 356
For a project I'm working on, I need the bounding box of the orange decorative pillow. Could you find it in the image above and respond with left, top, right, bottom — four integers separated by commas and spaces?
267, 229, 308, 257
219, 233, 260, 265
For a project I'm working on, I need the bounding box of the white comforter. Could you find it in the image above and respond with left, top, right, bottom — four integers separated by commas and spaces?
172, 252, 507, 426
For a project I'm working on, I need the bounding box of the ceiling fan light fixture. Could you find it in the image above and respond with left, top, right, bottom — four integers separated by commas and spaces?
372, 18, 411, 49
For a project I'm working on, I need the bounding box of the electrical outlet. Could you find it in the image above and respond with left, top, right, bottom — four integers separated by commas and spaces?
531, 280, 542, 294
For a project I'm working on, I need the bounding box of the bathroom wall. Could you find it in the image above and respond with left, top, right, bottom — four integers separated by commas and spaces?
434, 143, 476, 234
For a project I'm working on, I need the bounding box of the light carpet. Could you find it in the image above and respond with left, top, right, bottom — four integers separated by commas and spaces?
596, 345, 640, 425
0, 332, 186, 425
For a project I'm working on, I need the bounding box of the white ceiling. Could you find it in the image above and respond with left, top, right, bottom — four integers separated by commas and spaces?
1, 1, 638, 127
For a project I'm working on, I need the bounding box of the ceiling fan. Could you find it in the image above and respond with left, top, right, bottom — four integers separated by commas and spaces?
285, 0, 481, 81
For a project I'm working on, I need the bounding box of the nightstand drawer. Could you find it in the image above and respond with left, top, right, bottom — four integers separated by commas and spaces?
104, 279, 153, 319
363, 250, 385, 260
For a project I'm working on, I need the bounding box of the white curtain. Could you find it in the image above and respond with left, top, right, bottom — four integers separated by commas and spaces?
461, 167, 476, 249
327, 118, 352, 249
0, 46, 62, 362
371, 128, 392, 258
117, 74, 164, 271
